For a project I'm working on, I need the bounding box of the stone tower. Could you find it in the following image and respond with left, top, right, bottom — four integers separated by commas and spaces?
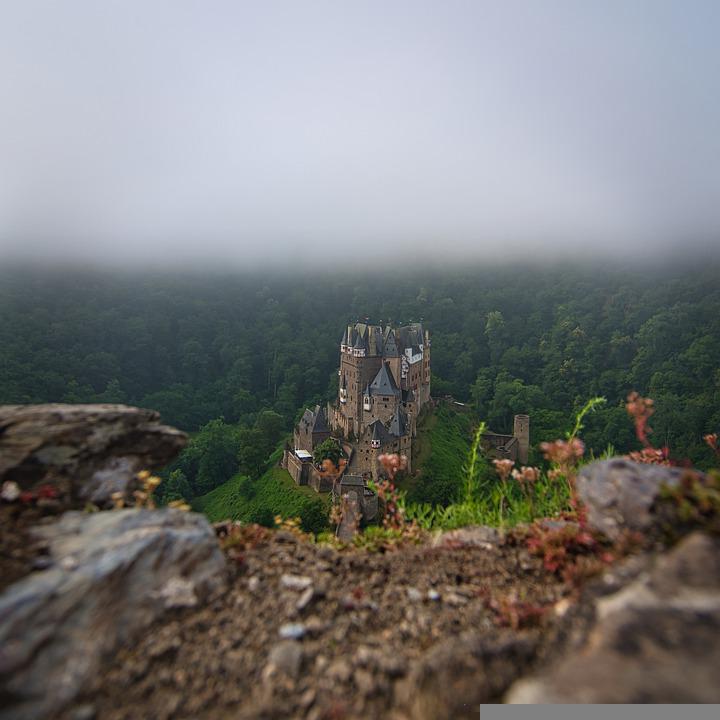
513, 414, 530, 465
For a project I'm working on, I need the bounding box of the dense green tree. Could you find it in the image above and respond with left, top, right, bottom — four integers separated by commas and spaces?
313, 438, 342, 466
1, 262, 718, 469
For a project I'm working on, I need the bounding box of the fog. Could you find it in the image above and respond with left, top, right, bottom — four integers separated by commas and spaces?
1, 1, 719, 268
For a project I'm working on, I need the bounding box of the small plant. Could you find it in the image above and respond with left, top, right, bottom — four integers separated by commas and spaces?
274, 514, 311, 541
625, 392, 670, 465
657, 468, 720, 538
483, 592, 549, 631
111, 470, 189, 510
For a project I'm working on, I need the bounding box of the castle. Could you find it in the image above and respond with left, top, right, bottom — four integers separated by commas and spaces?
283, 321, 529, 519
329, 321, 431, 475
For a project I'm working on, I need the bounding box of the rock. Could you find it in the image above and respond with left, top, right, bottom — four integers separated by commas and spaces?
0, 404, 187, 508
406, 587, 422, 602
576, 458, 696, 540
155, 577, 199, 609
444, 592, 467, 607
433, 525, 503, 549
1, 481, 21, 502
327, 658, 352, 683
70, 705, 97, 720
506, 532, 720, 703
354, 668, 375, 695
396, 632, 538, 719
279, 623, 306, 640
280, 574, 313, 591
296, 586, 316, 611
0, 508, 226, 720
265, 641, 303, 680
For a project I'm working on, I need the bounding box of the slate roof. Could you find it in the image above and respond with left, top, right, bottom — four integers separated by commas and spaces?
341, 322, 428, 358
301, 405, 329, 434
388, 406, 407, 437
369, 363, 400, 397
368, 419, 393, 445
382, 329, 399, 357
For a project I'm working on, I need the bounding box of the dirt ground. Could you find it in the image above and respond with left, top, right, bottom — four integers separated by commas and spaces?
55, 528, 569, 720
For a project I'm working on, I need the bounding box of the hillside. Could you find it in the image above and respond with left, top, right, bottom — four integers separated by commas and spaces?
2, 264, 719, 467
406, 403, 491, 506
192, 466, 330, 534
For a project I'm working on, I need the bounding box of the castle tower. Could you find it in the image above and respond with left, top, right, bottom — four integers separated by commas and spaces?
513, 414, 530, 465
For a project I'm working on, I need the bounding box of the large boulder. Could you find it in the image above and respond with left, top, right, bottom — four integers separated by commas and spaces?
396, 632, 538, 718
575, 458, 696, 540
506, 532, 720, 703
0, 508, 226, 720
0, 404, 187, 507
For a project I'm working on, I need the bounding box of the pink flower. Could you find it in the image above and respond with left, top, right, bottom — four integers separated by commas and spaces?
492, 458, 515, 482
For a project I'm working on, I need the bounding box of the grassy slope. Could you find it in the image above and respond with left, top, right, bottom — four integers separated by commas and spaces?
192, 466, 330, 526
404, 404, 475, 506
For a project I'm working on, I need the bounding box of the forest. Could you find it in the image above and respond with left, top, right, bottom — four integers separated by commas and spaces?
1, 260, 719, 509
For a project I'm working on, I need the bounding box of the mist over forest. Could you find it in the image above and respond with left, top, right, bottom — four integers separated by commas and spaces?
2, 260, 718, 474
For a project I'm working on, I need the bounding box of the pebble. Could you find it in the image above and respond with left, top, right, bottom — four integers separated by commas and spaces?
304, 616, 327, 636
354, 668, 375, 695
247, 576, 260, 592
299, 687, 316, 709
60, 556, 78, 571
265, 640, 303, 679
406, 587, 422, 602
1, 480, 21, 502
280, 574, 313, 590
327, 658, 352, 683
427, 589, 441, 601
296, 586, 315, 611
70, 704, 96, 720
279, 623, 306, 640
444, 592, 467, 606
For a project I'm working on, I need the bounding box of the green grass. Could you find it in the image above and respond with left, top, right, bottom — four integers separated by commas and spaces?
397, 399, 608, 530
192, 466, 330, 533
405, 404, 476, 506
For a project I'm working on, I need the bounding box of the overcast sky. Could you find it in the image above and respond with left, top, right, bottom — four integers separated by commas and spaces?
0, 0, 718, 267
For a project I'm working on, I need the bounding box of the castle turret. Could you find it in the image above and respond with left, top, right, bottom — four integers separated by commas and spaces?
513, 414, 530, 465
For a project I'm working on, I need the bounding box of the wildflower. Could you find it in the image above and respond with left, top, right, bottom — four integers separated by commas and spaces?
136, 470, 151, 481
511, 466, 540, 488
378, 453, 407, 480
626, 392, 654, 447
167, 499, 191, 511
627, 447, 670, 466
110, 491, 125, 509
492, 458, 515, 482
704, 433, 718, 451
540, 439, 585, 468
145, 475, 162, 489
37, 484, 59, 500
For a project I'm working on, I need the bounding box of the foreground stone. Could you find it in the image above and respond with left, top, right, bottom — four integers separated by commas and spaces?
396, 632, 537, 718
576, 458, 694, 540
506, 532, 720, 703
0, 404, 187, 507
0, 509, 226, 720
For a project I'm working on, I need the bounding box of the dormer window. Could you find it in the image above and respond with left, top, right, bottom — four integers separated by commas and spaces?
371, 438, 380, 449
363, 395, 371, 411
